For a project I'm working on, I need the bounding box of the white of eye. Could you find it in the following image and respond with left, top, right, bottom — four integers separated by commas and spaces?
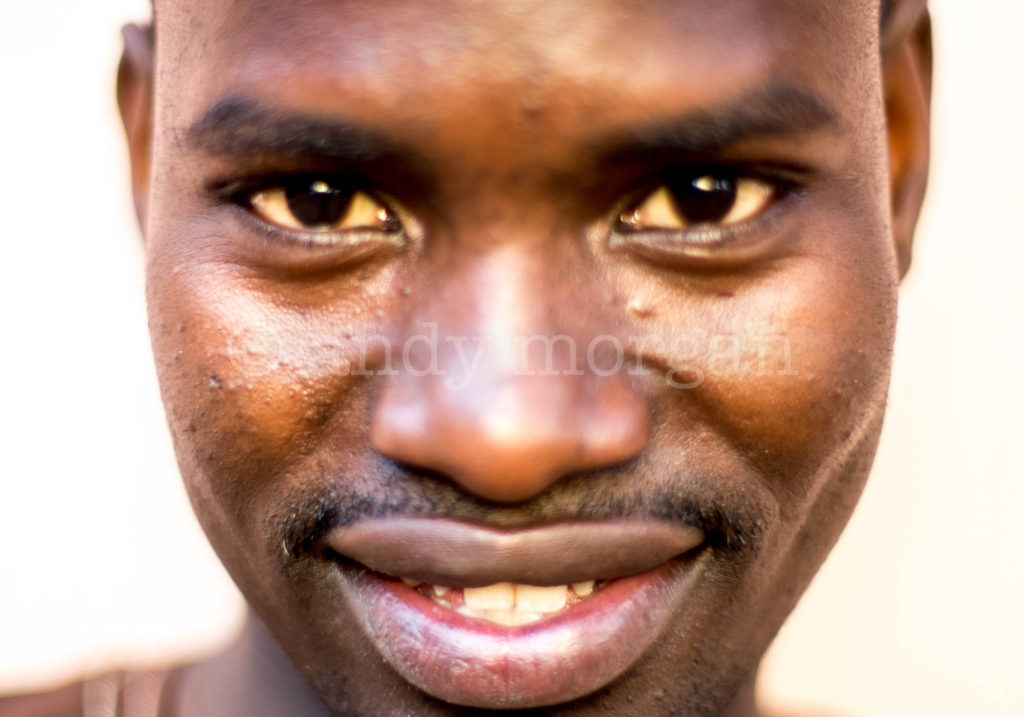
620, 176, 774, 230
250, 186, 394, 233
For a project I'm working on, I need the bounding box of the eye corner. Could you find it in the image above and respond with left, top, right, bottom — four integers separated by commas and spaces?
607, 166, 806, 269
200, 171, 415, 274
613, 166, 790, 237
226, 174, 403, 237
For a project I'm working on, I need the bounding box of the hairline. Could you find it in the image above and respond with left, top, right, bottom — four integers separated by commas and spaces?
148, 1, 897, 31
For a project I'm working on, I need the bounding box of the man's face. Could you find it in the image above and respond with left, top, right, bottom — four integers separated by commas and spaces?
135, 0, 916, 714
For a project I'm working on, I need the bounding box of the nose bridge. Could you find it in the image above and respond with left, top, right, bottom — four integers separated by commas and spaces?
370, 247, 649, 504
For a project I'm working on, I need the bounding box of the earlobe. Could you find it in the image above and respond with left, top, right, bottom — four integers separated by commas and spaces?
117, 23, 155, 235
883, 5, 932, 279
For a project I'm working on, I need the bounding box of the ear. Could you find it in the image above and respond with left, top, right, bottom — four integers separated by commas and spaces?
881, 2, 932, 279
117, 23, 155, 234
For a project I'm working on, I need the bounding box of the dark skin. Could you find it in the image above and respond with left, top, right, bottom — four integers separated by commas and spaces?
118, 0, 931, 715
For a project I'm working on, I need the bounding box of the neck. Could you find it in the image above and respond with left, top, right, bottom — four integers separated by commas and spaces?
174, 612, 334, 717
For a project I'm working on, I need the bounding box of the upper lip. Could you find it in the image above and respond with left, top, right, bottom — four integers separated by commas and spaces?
325, 517, 706, 587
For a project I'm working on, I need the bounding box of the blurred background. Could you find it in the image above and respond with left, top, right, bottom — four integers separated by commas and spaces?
0, 1, 1021, 715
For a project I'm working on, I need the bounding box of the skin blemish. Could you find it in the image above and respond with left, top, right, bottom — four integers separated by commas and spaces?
132, 0, 929, 714
627, 297, 654, 318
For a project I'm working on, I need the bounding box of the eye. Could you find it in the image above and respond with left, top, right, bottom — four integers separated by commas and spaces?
247, 177, 399, 234
618, 171, 774, 232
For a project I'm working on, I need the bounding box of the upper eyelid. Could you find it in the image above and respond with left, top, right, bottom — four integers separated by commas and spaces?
226, 175, 395, 215
207, 163, 798, 228
208, 174, 402, 240
659, 165, 802, 190
210, 173, 359, 200
619, 168, 788, 217
608, 180, 806, 267
225, 193, 408, 257
608, 168, 803, 260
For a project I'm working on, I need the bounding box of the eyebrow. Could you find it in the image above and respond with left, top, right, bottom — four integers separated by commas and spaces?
593, 83, 841, 160
186, 83, 838, 174
185, 95, 409, 164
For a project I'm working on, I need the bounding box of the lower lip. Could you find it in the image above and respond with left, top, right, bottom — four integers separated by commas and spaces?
337, 557, 701, 709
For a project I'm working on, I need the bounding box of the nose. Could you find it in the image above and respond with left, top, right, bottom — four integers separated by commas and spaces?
370, 250, 649, 504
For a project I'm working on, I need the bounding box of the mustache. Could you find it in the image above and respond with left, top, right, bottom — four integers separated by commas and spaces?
270, 464, 769, 569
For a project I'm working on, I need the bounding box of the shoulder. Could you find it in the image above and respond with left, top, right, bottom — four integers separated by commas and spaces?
0, 668, 183, 717
0, 677, 83, 717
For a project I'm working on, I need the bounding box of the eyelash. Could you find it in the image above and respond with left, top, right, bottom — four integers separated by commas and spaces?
214, 175, 400, 242
199, 174, 411, 273
609, 166, 804, 262
208, 163, 803, 269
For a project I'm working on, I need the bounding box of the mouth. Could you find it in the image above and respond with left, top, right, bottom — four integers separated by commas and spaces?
325, 518, 706, 709
401, 576, 606, 626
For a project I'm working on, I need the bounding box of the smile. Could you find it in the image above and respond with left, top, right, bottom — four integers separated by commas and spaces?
326, 518, 707, 708
403, 578, 603, 626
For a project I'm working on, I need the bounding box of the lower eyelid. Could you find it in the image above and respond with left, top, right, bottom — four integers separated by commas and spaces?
620, 172, 781, 233
610, 224, 742, 253
607, 187, 801, 267
223, 201, 407, 271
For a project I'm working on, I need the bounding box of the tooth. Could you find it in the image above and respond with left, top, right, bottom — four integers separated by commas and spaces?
571, 580, 595, 597
513, 611, 544, 626
514, 584, 568, 612
485, 609, 546, 627
482, 609, 520, 627
463, 582, 515, 610
433, 585, 452, 597
401, 577, 421, 587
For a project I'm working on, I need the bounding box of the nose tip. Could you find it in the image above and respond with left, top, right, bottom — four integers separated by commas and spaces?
371, 369, 649, 504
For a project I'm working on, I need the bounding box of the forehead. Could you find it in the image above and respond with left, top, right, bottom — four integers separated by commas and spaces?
155, 0, 881, 148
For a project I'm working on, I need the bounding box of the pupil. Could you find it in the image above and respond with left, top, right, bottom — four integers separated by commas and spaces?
285, 181, 353, 226
670, 174, 737, 224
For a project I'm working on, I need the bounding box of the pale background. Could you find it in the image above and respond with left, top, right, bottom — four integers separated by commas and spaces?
1, 2, 1021, 715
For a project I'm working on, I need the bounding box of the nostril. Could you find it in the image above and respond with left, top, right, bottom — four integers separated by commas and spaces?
370, 392, 576, 503
370, 371, 650, 504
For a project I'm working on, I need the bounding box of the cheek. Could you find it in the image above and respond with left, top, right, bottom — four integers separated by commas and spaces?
714, 268, 894, 476
145, 260, 396, 515
640, 245, 897, 512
